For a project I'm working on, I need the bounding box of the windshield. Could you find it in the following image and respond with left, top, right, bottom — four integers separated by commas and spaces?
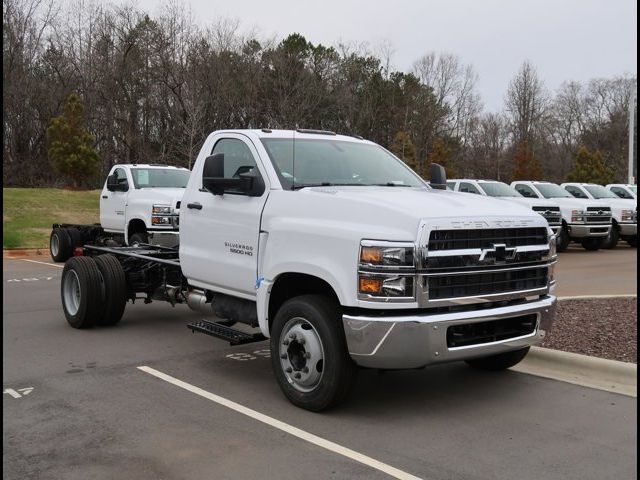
260, 138, 426, 189
631, 185, 638, 194
584, 185, 618, 199
131, 168, 190, 188
479, 182, 521, 197
536, 184, 574, 199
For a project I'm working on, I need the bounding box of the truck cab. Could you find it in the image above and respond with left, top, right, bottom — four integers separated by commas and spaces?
510, 181, 611, 251
100, 164, 190, 245
448, 179, 562, 235
561, 183, 637, 248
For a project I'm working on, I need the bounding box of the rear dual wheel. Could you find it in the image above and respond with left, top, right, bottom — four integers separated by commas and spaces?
50, 227, 84, 262
61, 255, 127, 328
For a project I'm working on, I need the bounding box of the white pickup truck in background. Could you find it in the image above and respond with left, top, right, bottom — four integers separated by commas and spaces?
561, 182, 637, 248
50, 164, 190, 262
510, 181, 611, 252
59, 129, 558, 411
447, 179, 563, 235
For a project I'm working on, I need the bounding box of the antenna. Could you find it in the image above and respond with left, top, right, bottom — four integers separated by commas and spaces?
292, 128, 296, 190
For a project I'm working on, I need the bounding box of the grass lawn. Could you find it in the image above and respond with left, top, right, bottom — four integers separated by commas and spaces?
3, 188, 100, 249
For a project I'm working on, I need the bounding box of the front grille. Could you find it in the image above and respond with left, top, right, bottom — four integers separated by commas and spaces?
428, 228, 548, 251
532, 206, 562, 226
428, 267, 548, 300
446, 314, 537, 348
585, 207, 612, 224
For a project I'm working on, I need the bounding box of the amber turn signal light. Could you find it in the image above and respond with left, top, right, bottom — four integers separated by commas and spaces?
359, 277, 382, 294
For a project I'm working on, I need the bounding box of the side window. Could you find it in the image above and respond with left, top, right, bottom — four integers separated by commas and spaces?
446, 181, 457, 190
211, 138, 258, 179
612, 187, 632, 199
114, 168, 128, 187
515, 184, 537, 198
459, 182, 480, 194
565, 186, 588, 199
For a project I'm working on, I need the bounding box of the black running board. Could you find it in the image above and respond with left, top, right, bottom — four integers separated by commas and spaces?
187, 319, 267, 346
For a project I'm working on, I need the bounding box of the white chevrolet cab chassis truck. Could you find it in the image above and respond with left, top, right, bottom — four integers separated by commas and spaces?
510, 181, 612, 252
49, 164, 190, 262
560, 183, 637, 249
59, 129, 558, 411
447, 179, 563, 235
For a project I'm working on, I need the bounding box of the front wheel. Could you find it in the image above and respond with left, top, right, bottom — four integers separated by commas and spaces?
602, 225, 619, 249
581, 237, 603, 251
627, 235, 637, 248
556, 226, 570, 252
465, 347, 530, 371
270, 295, 357, 411
128, 232, 148, 246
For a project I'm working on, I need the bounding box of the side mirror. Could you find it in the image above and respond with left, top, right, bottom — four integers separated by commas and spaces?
106, 174, 118, 191
430, 163, 447, 190
202, 154, 265, 197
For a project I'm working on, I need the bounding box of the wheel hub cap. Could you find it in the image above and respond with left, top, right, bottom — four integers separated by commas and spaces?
279, 317, 324, 392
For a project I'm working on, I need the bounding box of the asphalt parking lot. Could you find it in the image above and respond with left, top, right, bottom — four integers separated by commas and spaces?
3, 249, 637, 480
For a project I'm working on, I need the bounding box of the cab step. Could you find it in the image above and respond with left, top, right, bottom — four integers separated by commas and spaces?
187, 319, 267, 346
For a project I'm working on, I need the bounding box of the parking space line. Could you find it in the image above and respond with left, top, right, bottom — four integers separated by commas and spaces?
137, 366, 423, 480
21, 259, 63, 269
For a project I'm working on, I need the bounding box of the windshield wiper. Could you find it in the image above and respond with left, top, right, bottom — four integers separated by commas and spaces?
372, 183, 412, 187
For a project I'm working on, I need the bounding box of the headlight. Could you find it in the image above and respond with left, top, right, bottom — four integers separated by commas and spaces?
571, 209, 585, 223
358, 274, 415, 298
548, 231, 557, 258
359, 242, 414, 268
358, 241, 416, 301
152, 205, 172, 214
621, 209, 635, 222
151, 216, 172, 225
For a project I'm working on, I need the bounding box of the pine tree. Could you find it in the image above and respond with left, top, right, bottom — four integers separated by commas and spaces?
47, 94, 101, 187
566, 147, 615, 184
512, 141, 543, 180
427, 137, 458, 179
389, 131, 418, 172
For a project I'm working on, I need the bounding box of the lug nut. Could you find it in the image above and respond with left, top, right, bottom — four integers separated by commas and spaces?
285, 367, 292, 373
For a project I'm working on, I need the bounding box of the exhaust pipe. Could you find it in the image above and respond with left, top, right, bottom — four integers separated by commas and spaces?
187, 289, 211, 314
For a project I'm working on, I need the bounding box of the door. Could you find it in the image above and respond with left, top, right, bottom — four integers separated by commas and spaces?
100, 167, 130, 231
180, 135, 269, 298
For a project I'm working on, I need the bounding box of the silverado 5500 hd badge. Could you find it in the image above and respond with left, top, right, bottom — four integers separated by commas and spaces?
225, 241, 253, 256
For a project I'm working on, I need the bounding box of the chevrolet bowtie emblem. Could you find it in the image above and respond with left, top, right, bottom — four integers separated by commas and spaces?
479, 243, 517, 263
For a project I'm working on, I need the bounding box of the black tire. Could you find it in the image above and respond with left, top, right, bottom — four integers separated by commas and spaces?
556, 226, 570, 252
581, 237, 602, 251
129, 232, 148, 246
627, 236, 637, 248
270, 294, 357, 411
465, 347, 530, 371
94, 254, 127, 326
61, 256, 105, 329
66, 227, 84, 250
50, 228, 71, 262
602, 224, 619, 249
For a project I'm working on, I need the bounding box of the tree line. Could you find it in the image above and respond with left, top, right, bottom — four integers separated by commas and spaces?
3, 0, 637, 187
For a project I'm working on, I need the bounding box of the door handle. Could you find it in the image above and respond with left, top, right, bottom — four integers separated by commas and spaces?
102, 195, 108, 199
186, 202, 203, 210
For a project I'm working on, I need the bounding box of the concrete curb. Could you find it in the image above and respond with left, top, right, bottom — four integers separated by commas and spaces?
558, 294, 637, 301
512, 346, 637, 397
3, 248, 48, 258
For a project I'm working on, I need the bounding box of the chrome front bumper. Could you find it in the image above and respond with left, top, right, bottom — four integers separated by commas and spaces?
567, 223, 610, 238
342, 295, 557, 369
619, 223, 637, 236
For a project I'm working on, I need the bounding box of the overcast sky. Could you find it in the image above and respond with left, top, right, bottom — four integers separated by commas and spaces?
134, 0, 637, 112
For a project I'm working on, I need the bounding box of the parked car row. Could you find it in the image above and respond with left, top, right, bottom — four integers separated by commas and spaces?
447, 179, 637, 251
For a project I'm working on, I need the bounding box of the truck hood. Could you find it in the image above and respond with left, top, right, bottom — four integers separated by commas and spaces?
134, 188, 186, 210
264, 186, 544, 241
